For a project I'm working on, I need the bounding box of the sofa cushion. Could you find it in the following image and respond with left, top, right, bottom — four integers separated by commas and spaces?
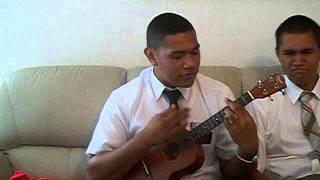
126, 66, 145, 83
0, 66, 127, 148
198, 66, 241, 97
127, 66, 242, 97
7, 146, 87, 180
0, 150, 13, 180
0, 80, 19, 148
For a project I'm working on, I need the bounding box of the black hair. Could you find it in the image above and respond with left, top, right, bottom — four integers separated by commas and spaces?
146, 12, 195, 50
275, 15, 320, 49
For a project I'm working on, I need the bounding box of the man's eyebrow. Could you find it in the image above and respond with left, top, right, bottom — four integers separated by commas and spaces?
282, 49, 295, 53
170, 50, 186, 54
301, 48, 314, 52
282, 48, 314, 52
170, 44, 201, 54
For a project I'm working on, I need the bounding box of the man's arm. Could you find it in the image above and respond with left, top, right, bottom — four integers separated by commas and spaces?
250, 170, 269, 180
220, 157, 256, 179
86, 105, 189, 180
220, 158, 269, 180
221, 98, 260, 179
87, 132, 150, 180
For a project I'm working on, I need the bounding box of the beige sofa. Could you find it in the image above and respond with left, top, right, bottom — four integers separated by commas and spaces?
0, 65, 283, 180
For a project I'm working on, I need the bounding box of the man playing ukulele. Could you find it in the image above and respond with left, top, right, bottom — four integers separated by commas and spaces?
86, 12, 258, 180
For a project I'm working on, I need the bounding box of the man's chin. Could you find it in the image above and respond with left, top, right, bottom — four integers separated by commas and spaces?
288, 74, 310, 87
179, 80, 196, 88
289, 71, 309, 81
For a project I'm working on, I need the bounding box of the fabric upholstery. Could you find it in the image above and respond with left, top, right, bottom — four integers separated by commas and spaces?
0, 78, 19, 148
0, 150, 12, 180
0, 66, 127, 179
199, 66, 241, 97
0, 66, 126, 148
7, 146, 86, 180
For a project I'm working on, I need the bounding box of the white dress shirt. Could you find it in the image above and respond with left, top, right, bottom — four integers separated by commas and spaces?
86, 66, 237, 179
247, 75, 320, 179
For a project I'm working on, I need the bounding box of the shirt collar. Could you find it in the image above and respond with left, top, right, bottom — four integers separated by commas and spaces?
285, 74, 320, 104
150, 67, 190, 100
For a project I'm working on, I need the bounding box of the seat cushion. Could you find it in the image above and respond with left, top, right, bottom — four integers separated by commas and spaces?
7, 146, 87, 180
0, 150, 13, 180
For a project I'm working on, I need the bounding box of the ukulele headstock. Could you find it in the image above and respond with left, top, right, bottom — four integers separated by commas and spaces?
249, 73, 286, 99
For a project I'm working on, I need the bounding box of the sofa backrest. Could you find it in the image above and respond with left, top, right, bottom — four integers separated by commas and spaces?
0, 66, 127, 148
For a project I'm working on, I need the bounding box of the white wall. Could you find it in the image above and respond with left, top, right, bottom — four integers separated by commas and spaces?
1, 0, 320, 77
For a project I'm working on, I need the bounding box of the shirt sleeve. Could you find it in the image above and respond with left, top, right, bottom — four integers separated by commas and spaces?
86, 91, 129, 155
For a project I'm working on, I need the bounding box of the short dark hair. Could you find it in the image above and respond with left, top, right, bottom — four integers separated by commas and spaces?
275, 15, 320, 49
146, 13, 195, 50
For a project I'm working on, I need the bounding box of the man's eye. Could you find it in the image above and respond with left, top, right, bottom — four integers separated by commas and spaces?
302, 50, 313, 54
283, 52, 295, 56
170, 54, 183, 59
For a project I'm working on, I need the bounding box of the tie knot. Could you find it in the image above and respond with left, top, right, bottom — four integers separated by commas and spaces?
299, 91, 314, 104
163, 89, 182, 108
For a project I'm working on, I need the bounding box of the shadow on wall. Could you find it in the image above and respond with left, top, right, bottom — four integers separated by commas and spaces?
246, 56, 279, 67
241, 56, 283, 93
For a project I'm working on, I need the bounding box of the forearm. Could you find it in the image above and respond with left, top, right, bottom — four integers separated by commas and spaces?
249, 169, 269, 180
87, 133, 150, 180
220, 155, 257, 179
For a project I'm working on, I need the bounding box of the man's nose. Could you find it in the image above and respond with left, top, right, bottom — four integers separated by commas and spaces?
294, 53, 306, 63
183, 54, 199, 68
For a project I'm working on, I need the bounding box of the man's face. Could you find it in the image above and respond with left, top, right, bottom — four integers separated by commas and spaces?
148, 30, 200, 88
276, 32, 320, 90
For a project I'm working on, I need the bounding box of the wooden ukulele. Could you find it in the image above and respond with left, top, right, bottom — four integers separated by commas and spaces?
124, 73, 286, 180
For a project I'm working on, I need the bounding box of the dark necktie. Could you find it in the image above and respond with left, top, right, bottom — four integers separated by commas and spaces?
163, 89, 212, 144
299, 91, 320, 158
163, 89, 182, 109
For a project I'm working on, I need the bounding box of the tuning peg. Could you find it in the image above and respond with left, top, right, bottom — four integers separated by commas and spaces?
269, 75, 274, 81
263, 89, 268, 95
258, 80, 263, 88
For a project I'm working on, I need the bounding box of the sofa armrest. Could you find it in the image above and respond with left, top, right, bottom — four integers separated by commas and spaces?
0, 150, 13, 180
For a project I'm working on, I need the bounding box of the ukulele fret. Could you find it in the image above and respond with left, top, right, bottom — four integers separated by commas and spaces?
194, 126, 205, 138
208, 114, 220, 127
236, 92, 253, 107
199, 124, 210, 137
176, 94, 252, 153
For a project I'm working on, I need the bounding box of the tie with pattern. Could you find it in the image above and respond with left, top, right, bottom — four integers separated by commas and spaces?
163, 89, 181, 109
299, 91, 320, 158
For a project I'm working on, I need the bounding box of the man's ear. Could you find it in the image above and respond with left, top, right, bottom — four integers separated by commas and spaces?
144, 47, 157, 66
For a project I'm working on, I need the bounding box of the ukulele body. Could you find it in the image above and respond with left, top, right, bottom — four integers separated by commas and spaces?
124, 142, 204, 180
